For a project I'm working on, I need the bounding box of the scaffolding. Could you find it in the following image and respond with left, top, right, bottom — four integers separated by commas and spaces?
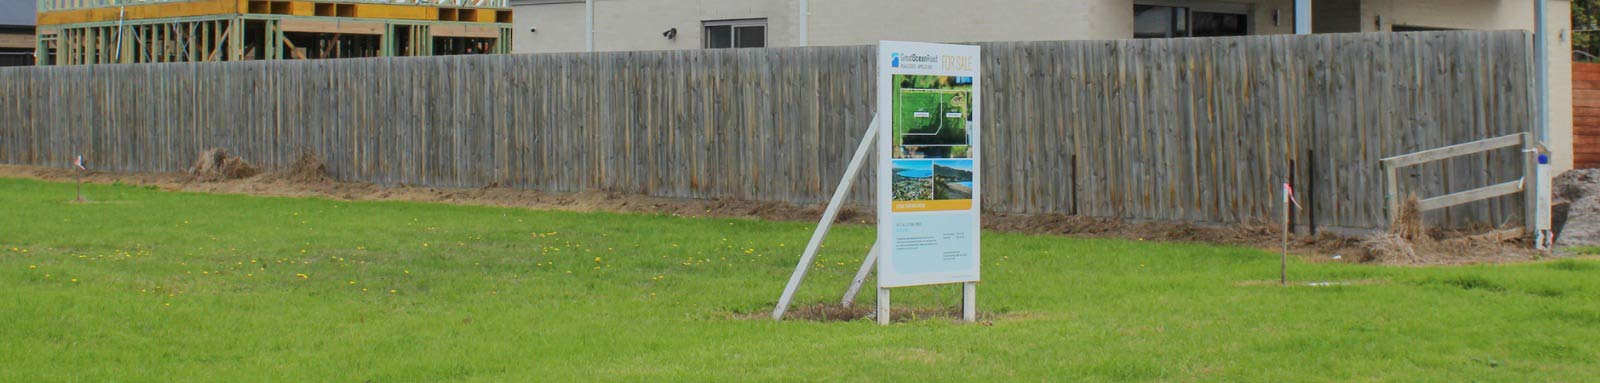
34, 0, 513, 65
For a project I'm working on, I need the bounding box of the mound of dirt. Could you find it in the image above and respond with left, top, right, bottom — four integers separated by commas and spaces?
188, 148, 259, 181
1554, 169, 1600, 247
266, 152, 332, 184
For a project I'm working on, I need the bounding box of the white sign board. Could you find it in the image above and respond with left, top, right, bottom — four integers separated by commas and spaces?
875, 41, 981, 288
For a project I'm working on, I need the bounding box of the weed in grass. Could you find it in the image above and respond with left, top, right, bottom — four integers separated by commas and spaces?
1567, 246, 1600, 256
1549, 259, 1595, 271
1430, 275, 1507, 292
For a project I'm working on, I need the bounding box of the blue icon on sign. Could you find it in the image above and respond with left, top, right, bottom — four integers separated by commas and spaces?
891, 53, 900, 67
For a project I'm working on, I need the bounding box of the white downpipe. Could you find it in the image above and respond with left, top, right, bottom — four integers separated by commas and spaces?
799, 0, 809, 46
585, 0, 594, 52
1536, 0, 1550, 144
114, 6, 126, 62
1534, 0, 1553, 249
1294, 0, 1312, 34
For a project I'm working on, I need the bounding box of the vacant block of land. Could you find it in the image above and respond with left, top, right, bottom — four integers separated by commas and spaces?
1, 178, 1597, 381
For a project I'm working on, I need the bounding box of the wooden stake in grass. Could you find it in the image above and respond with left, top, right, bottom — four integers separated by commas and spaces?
73, 155, 86, 203
1282, 182, 1301, 285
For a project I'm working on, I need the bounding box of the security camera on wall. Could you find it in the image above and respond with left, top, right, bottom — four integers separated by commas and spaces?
529, 27, 537, 33
663, 28, 678, 40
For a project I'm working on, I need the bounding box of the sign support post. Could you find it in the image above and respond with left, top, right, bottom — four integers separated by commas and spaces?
962, 282, 976, 321
840, 243, 879, 307
772, 115, 879, 321
877, 287, 891, 325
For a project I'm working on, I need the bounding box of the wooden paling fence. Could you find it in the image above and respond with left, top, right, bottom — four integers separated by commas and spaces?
1573, 62, 1600, 169
0, 30, 1534, 230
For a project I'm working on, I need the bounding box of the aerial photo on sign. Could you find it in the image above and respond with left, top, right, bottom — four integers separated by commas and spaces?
892, 74, 974, 159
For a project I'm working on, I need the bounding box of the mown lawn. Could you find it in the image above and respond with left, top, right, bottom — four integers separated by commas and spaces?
2, 177, 1597, 382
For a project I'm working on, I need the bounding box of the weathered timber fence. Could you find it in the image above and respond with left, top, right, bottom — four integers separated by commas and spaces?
1574, 62, 1600, 169
0, 31, 1534, 230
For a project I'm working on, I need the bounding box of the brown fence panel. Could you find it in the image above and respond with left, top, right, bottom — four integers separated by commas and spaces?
0, 31, 1533, 230
1574, 62, 1600, 169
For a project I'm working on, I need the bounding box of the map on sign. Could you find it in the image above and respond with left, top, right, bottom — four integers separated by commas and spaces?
891, 75, 974, 160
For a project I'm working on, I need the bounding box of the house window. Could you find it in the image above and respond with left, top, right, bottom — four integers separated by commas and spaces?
1135, 4, 1248, 38
1191, 11, 1248, 37
704, 19, 767, 49
1134, 5, 1188, 38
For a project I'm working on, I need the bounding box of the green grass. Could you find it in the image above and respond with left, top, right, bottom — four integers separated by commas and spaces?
1570, 246, 1600, 256
3, 177, 1599, 382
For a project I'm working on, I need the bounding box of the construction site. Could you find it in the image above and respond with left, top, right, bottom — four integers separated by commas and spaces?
31, 0, 513, 65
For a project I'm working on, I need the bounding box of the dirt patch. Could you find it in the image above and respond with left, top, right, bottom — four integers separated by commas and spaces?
1554, 169, 1600, 247
741, 304, 992, 324
188, 148, 259, 181
261, 152, 332, 184
1233, 279, 1387, 287
0, 163, 1549, 265
981, 214, 1378, 262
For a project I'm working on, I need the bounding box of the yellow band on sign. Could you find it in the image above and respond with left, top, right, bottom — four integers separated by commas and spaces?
891, 199, 972, 212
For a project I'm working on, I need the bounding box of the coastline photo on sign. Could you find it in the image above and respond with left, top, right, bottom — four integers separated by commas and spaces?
892, 74, 973, 159
890, 159, 934, 202
890, 158, 972, 212
931, 159, 974, 200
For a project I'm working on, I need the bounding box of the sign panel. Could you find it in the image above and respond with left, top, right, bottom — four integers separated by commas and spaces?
875, 41, 981, 288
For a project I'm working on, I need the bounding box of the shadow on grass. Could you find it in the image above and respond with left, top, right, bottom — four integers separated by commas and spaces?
733, 303, 1005, 324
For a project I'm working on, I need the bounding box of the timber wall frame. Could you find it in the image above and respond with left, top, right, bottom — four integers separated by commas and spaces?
0, 31, 1537, 231
34, 0, 512, 65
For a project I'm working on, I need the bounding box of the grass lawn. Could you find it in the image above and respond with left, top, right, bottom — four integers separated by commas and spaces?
2, 177, 1598, 382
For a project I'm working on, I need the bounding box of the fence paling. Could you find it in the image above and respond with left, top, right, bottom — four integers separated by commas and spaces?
0, 31, 1534, 230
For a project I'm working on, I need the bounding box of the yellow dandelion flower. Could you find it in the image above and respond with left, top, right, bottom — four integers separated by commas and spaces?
388, 289, 397, 294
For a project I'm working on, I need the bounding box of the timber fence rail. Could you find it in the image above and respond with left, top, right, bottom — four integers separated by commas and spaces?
0, 30, 1533, 230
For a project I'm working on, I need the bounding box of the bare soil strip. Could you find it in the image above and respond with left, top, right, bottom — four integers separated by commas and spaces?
0, 154, 1550, 265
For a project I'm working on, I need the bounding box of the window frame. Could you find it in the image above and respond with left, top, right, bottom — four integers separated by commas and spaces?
1133, 2, 1252, 38
702, 18, 768, 49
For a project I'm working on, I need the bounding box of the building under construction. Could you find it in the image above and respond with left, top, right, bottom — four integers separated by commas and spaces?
34, 0, 512, 65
